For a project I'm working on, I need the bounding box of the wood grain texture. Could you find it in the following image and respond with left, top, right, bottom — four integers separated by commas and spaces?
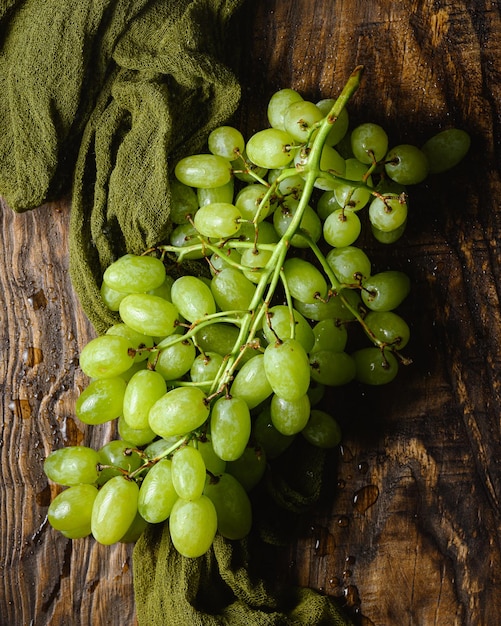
0, 1, 500, 625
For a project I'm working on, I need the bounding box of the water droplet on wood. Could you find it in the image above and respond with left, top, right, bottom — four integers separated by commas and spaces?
27, 290, 47, 310
22, 347, 44, 367
352, 484, 379, 513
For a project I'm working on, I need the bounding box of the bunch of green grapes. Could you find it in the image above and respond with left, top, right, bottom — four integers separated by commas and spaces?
44, 67, 470, 558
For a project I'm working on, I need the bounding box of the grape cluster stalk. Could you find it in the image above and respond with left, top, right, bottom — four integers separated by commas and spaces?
44, 66, 470, 558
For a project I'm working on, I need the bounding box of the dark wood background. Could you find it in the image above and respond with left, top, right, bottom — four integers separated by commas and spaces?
1, 1, 500, 624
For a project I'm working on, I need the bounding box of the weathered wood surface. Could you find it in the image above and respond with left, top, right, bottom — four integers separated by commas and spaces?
1, 1, 500, 624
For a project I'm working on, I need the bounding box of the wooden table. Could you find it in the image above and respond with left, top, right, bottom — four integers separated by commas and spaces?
1, 1, 500, 624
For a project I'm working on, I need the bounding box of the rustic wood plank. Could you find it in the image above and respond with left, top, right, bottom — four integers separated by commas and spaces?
0, 0, 500, 624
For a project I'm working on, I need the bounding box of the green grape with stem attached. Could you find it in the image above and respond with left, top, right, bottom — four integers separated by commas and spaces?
208, 125, 245, 161
148, 387, 209, 439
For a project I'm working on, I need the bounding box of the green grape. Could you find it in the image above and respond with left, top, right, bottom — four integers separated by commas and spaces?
272, 198, 322, 248
122, 369, 167, 430
169, 223, 205, 260
261, 304, 315, 352
361, 271, 411, 311
208, 125, 245, 161
283, 100, 324, 142
369, 194, 408, 232
309, 350, 356, 386
323, 208, 361, 247
102, 254, 166, 294
263, 338, 310, 401
364, 310, 410, 349
117, 416, 156, 447
210, 396, 251, 462
204, 473, 252, 540
119, 294, 179, 338
209, 248, 242, 275
316, 190, 343, 221
315, 100, 349, 146
240, 247, 274, 284
351, 122, 389, 164
195, 322, 240, 357
235, 183, 272, 221
384, 144, 429, 185
421, 128, 470, 174
144, 437, 182, 460
353, 347, 399, 385
47, 484, 98, 538
226, 445, 266, 491
308, 380, 325, 406
106, 323, 154, 363
294, 288, 361, 322
174, 154, 232, 188
169, 495, 218, 558
246, 128, 295, 169
119, 511, 149, 543
371, 220, 407, 244
229, 354, 273, 409
311, 319, 348, 354
79, 335, 135, 379
148, 275, 174, 300
171, 445, 207, 501
276, 172, 306, 197
270, 393, 310, 436
137, 458, 178, 523
91, 475, 139, 545
170, 275, 216, 322
75, 377, 126, 425
326, 245, 372, 285
301, 410, 342, 448
211, 267, 257, 312
267, 88, 304, 130
169, 179, 199, 224
253, 407, 296, 459
148, 387, 209, 439
193, 202, 242, 238
100, 281, 127, 312
282, 257, 328, 304
197, 437, 227, 475
197, 179, 235, 206
333, 157, 373, 210
44, 446, 100, 486
190, 352, 225, 385
239, 220, 280, 245
97, 440, 143, 484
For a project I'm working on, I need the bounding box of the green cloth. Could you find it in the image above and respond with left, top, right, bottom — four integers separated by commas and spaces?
0, 1, 353, 624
